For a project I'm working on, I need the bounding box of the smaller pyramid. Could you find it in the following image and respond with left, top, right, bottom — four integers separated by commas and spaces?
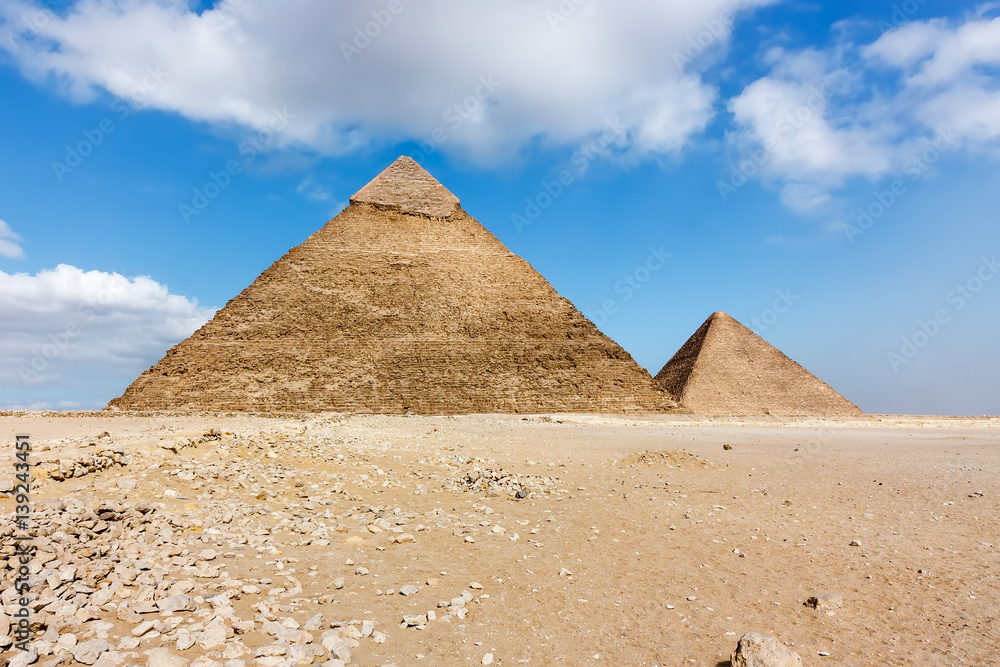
655, 312, 862, 416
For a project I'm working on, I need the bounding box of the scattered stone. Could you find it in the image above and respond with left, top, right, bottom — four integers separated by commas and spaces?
39, 449, 131, 481
160, 594, 196, 613
93, 652, 123, 667
9, 646, 39, 667
132, 621, 156, 637
731, 633, 803, 667
72, 639, 111, 666
288, 644, 315, 665
147, 648, 190, 667
806, 593, 843, 611
199, 619, 228, 650
324, 639, 351, 663
118, 637, 141, 651
402, 614, 428, 628
400, 585, 419, 596
446, 463, 563, 499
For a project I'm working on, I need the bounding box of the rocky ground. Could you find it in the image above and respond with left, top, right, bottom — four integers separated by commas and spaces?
1, 412, 998, 666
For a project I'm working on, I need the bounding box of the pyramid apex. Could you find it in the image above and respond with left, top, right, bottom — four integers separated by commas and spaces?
350, 156, 461, 218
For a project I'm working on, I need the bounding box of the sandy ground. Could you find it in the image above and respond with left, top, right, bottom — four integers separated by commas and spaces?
1, 412, 998, 667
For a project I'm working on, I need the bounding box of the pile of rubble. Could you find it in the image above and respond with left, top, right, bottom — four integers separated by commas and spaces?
0, 497, 388, 667
38, 450, 131, 482
616, 450, 712, 469
444, 465, 561, 498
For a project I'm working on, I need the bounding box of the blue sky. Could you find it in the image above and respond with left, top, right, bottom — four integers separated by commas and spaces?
1, 0, 998, 415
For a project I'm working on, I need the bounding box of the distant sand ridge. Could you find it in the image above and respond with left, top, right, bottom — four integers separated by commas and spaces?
110, 157, 859, 416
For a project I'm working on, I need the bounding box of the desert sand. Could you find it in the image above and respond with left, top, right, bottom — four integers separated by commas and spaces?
2, 412, 998, 666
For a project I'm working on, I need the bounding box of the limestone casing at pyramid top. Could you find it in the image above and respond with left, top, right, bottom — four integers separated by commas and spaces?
349, 156, 461, 218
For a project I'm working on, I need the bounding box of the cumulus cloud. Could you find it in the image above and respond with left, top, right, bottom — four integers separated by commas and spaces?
0, 264, 214, 409
0, 219, 24, 258
866, 11, 1000, 143
0, 0, 773, 162
727, 8, 1000, 212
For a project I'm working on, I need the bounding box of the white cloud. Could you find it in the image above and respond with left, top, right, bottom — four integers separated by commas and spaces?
0, 219, 24, 258
866, 12, 1000, 87
0, 0, 773, 162
296, 176, 334, 203
779, 182, 833, 215
0, 264, 214, 409
729, 62, 893, 182
866, 12, 1000, 143
727, 10, 1000, 212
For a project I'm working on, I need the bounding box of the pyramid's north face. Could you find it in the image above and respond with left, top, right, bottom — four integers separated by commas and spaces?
110, 157, 673, 414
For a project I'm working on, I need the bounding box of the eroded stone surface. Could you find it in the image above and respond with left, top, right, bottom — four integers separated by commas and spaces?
109, 157, 671, 415
350, 156, 461, 218
730, 633, 803, 667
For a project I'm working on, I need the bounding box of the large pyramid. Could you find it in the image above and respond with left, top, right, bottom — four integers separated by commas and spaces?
655, 312, 862, 416
110, 157, 673, 414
